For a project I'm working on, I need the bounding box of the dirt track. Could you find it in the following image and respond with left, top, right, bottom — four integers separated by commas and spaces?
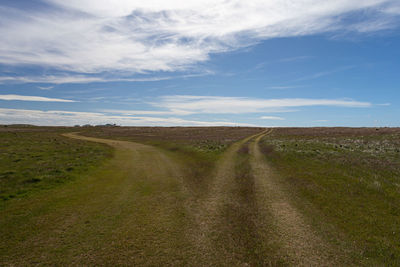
189, 129, 337, 266
1, 131, 341, 266
250, 132, 337, 266
1, 133, 190, 265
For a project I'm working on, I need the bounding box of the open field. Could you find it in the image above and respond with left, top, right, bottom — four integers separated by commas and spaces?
81, 126, 265, 197
260, 127, 400, 265
82, 126, 265, 152
1, 126, 400, 265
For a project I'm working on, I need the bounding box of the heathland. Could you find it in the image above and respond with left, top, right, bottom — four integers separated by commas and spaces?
1, 125, 399, 265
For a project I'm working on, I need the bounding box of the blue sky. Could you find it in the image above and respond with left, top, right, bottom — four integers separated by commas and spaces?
0, 0, 399, 126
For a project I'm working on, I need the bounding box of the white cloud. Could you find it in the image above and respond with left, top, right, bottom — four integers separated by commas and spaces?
101, 95, 372, 123
102, 109, 193, 116
0, 108, 253, 126
260, 116, 285, 120
0, 76, 107, 84
0, 0, 399, 80
0, 94, 377, 126
385, 5, 400, 14
0, 94, 76, 102
151, 95, 371, 114
0, 72, 210, 84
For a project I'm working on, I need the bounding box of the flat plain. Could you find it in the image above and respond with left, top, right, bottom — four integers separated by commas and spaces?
1, 125, 399, 265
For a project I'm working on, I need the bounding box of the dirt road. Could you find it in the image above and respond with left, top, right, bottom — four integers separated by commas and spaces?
1, 133, 191, 265
189, 129, 339, 266
250, 132, 338, 266
1, 131, 342, 266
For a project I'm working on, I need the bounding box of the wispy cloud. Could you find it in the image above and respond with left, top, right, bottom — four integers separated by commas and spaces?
0, 93, 378, 126
104, 95, 374, 117
0, 72, 211, 84
0, 0, 399, 80
294, 65, 356, 81
102, 109, 192, 116
0, 108, 253, 126
150, 95, 372, 115
0, 94, 76, 102
260, 116, 285, 120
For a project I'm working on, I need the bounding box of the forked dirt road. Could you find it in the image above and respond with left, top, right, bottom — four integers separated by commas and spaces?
1, 131, 341, 266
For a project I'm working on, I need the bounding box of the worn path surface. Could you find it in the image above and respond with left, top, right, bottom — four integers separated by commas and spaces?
1, 131, 343, 266
187, 131, 267, 265
249, 132, 339, 266
190, 129, 339, 266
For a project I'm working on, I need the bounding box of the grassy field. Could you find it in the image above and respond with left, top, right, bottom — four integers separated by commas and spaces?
2, 125, 400, 265
259, 127, 400, 265
0, 126, 112, 202
81, 126, 264, 196
1, 126, 268, 265
82, 126, 264, 152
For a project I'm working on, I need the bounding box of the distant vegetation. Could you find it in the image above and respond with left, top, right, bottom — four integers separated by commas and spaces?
81, 126, 264, 152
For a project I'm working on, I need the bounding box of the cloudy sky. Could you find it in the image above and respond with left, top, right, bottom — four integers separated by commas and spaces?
0, 0, 399, 126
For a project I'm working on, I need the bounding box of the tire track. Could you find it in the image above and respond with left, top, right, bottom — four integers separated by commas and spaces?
187, 130, 267, 265
6, 131, 339, 265
250, 132, 337, 266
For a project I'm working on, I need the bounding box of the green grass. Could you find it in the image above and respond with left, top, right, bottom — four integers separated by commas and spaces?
9, 125, 398, 264
81, 129, 233, 197
1, 127, 252, 265
78, 127, 266, 197
0, 142, 191, 265
260, 128, 400, 265
0, 130, 112, 202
